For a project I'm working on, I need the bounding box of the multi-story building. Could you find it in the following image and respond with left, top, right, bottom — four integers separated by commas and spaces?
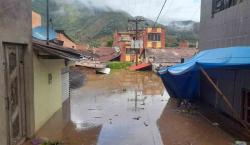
199, 0, 250, 137
143, 27, 166, 49
113, 27, 166, 62
200, 0, 248, 50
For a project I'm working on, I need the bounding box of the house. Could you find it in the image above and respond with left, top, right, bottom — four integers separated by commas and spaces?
142, 27, 166, 49
55, 30, 77, 49
0, 1, 34, 145
32, 39, 82, 133
179, 40, 189, 49
0, 2, 84, 145
113, 27, 166, 62
145, 48, 198, 66
113, 32, 135, 62
199, 0, 250, 138
32, 11, 79, 51
91, 47, 120, 62
159, 0, 250, 138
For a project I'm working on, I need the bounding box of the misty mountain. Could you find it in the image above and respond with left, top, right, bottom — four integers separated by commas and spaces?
166, 21, 200, 47
32, 0, 199, 47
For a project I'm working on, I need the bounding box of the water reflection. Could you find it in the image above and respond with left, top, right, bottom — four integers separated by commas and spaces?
70, 70, 169, 145
31, 70, 168, 145
29, 70, 233, 145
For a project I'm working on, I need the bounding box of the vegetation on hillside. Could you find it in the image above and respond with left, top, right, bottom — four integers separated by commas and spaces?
32, 0, 199, 48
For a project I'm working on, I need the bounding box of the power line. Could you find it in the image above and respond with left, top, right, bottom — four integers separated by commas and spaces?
154, 0, 168, 27
162, 0, 174, 19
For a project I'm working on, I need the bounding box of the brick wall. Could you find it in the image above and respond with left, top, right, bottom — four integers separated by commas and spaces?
56, 33, 77, 49
32, 11, 41, 28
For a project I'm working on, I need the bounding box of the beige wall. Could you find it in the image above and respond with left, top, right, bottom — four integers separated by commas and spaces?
33, 54, 65, 131
0, 0, 33, 144
32, 11, 42, 28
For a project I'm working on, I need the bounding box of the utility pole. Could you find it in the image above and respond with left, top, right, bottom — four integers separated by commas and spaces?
46, 0, 49, 45
128, 18, 145, 66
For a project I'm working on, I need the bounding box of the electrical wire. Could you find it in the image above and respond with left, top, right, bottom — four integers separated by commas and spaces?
162, 0, 174, 21
154, 0, 168, 26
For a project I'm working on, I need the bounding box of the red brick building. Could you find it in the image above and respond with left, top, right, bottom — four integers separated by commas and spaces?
179, 40, 189, 49
113, 27, 166, 62
143, 27, 166, 49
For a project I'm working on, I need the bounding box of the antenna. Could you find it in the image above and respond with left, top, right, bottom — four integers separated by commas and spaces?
46, 0, 49, 45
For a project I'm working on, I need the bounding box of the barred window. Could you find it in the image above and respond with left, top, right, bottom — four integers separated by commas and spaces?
148, 33, 161, 41
212, 0, 243, 15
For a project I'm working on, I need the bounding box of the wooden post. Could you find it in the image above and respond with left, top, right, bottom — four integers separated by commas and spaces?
199, 66, 249, 130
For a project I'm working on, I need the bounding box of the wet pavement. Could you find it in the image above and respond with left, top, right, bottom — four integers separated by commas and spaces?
25, 70, 234, 145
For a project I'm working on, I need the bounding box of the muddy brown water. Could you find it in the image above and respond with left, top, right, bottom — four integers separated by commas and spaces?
25, 70, 234, 145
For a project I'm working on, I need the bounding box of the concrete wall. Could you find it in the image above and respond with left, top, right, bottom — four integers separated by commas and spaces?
33, 55, 64, 132
200, 69, 250, 118
0, 0, 33, 144
200, 0, 250, 50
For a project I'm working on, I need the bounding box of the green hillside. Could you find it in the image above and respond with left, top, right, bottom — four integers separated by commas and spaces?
32, 0, 199, 47
32, 0, 131, 46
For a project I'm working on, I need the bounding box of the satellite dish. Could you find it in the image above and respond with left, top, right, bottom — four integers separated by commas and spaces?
32, 26, 56, 40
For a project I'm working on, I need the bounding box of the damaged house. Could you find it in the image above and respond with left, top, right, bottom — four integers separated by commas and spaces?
0, 2, 87, 145
159, 0, 250, 139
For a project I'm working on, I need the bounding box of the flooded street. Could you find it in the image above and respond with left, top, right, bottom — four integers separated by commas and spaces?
29, 70, 234, 145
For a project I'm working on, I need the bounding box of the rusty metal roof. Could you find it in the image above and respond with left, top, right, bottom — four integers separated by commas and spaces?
91, 47, 121, 62
145, 48, 198, 63
33, 39, 83, 60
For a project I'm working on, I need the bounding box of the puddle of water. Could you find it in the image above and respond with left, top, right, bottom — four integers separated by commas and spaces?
70, 70, 169, 145
28, 70, 233, 145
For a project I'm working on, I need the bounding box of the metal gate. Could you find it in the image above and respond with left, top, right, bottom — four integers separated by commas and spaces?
4, 43, 26, 145
61, 71, 70, 103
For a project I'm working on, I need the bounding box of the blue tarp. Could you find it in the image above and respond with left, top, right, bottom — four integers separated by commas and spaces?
32, 26, 56, 40
158, 47, 250, 101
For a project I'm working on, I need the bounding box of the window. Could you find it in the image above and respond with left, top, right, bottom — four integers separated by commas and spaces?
148, 33, 161, 41
212, 0, 243, 15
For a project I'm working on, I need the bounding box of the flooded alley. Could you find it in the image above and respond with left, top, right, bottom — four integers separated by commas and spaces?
28, 70, 234, 145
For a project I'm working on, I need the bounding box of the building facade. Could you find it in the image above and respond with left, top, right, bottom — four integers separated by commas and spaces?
55, 30, 77, 49
200, 0, 249, 50
114, 27, 166, 62
143, 27, 166, 49
0, 1, 34, 145
32, 11, 42, 28
199, 0, 250, 135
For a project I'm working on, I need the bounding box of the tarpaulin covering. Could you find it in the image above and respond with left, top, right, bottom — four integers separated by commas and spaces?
158, 47, 250, 100
32, 26, 56, 40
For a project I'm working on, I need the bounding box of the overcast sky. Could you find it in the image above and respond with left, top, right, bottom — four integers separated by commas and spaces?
80, 0, 201, 24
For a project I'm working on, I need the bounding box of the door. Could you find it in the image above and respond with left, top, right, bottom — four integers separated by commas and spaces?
4, 43, 26, 145
242, 88, 250, 125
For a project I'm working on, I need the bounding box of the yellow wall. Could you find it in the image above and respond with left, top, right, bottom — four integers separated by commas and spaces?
147, 28, 152, 33
147, 42, 152, 48
33, 54, 65, 132
126, 55, 131, 61
156, 42, 162, 48
157, 28, 162, 33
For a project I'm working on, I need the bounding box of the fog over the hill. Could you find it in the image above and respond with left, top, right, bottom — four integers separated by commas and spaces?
50, 0, 201, 24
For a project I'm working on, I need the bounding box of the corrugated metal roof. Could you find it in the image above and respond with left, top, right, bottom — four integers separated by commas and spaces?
145, 48, 198, 63
33, 39, 82, 61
